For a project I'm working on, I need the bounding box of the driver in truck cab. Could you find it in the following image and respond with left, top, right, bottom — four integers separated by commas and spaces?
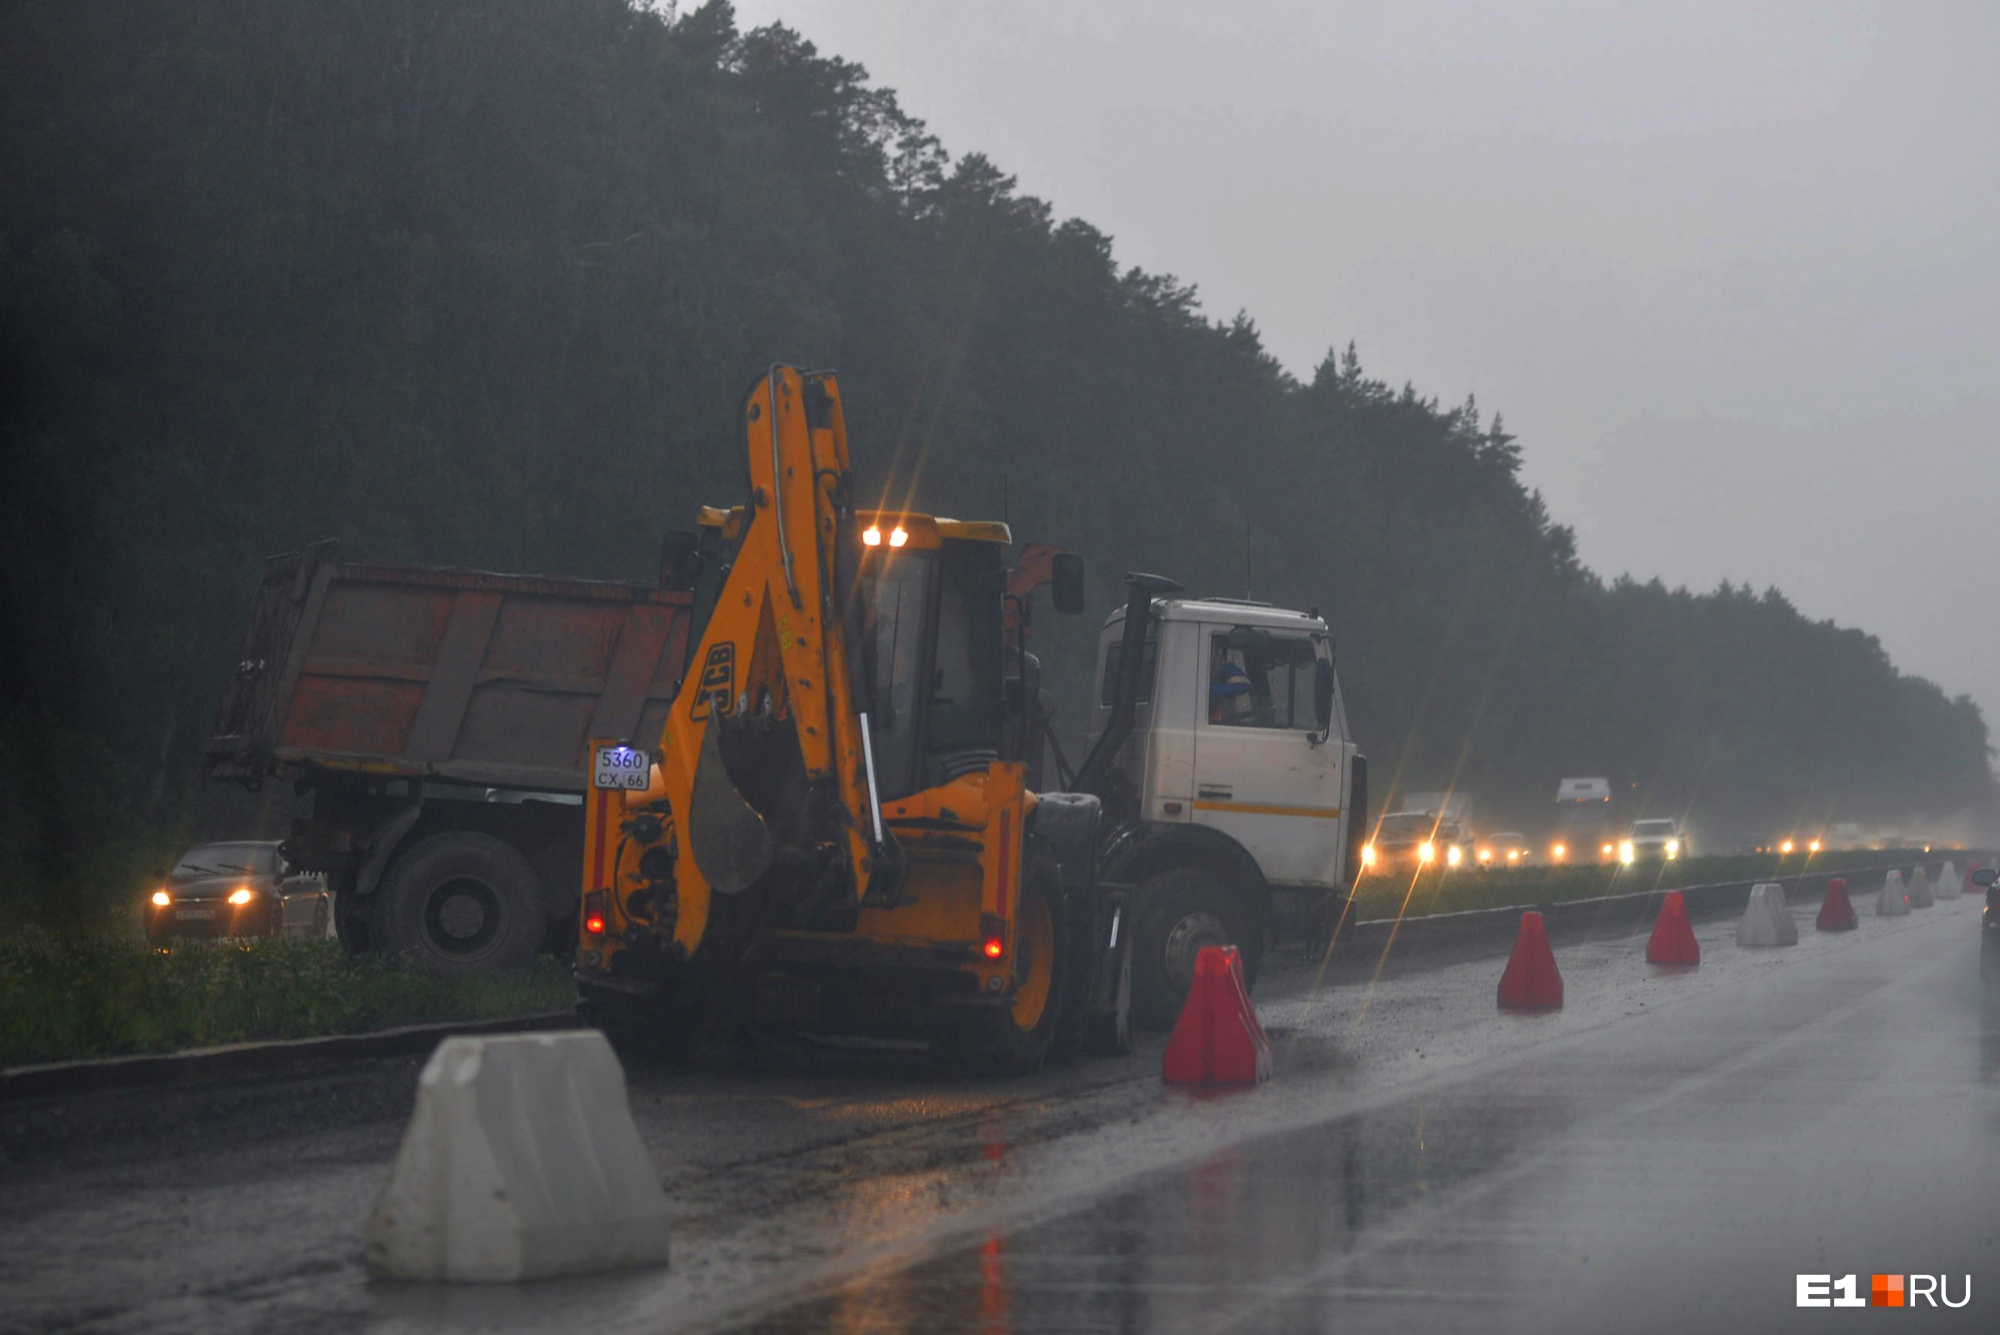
1210, 657, 1254, 724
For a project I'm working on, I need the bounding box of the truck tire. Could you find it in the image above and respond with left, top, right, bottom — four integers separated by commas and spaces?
1132, 868, 1260, 1031
934, 872, 1068, 1076
371, 831, 545, 976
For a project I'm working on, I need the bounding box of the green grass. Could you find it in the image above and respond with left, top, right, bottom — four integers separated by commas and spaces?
1346, 849, 1940, 922
0, 933, 577, 1068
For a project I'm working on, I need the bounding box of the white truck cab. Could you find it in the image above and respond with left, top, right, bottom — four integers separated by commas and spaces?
1078, 586, 1366, 1027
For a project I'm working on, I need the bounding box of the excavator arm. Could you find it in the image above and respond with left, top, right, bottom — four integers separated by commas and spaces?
587, 367, 895, 965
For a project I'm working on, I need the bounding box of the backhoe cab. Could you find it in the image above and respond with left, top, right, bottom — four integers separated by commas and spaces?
578, 368, 1127, 1071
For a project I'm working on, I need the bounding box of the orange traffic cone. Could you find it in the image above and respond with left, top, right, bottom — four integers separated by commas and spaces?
1816, 878, 1858, 932
1162, 945, 1272, 1086
1498, 912, 1563, 1010
1646, 891, 1700, 966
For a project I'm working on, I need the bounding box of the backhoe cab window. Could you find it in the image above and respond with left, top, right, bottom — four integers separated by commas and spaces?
1208, 633, 1318, 729
855, 541, 1003, 798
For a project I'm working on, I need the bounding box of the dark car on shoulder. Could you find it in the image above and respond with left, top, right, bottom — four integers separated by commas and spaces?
1975, 867, 2000, 983
146, 840, 330, 944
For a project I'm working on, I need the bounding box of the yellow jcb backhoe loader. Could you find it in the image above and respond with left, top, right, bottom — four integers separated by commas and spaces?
575, 367, 1132, 1072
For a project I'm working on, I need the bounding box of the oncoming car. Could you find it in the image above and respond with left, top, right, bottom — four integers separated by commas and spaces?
145, 841, 330, 944
1365, 811, 1474, 871
1477, 831, 1533, 867
1623, 818, 1692, 864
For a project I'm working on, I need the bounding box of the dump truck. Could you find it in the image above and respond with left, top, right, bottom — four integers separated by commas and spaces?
205, 541, 693, 973
578, 366, 1132, 1072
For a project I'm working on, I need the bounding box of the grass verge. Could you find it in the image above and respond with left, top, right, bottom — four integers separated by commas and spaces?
0, 933, 577, 1068
1346, 849, 1945, 921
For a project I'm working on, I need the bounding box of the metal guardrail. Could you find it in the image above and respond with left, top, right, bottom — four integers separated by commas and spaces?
1332, 853, 1992, 954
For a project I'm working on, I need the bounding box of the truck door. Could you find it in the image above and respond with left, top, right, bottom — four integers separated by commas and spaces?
1192, 629, 1347, 887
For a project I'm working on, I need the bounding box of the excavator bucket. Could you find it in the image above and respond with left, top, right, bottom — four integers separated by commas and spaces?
687, 722, 774, 896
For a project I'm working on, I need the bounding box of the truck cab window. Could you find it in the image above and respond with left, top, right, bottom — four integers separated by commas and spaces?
1208, 634, 1316, 729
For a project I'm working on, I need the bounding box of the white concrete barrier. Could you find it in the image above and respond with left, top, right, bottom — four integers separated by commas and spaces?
1877, 869, 1910, 917
1736, 882, 1799, 947
365, 1030, 672, 1283
1907, 866, 1935, 909
1936, 861, 1962, 901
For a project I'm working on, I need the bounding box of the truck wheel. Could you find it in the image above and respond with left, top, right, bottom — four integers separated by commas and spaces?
1132, 869, 1258, 1031
372, 832, 545, 976
934, 873, 1068, 1076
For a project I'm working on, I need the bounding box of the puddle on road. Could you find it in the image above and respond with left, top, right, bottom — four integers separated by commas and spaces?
728, 1082, 1576, 1334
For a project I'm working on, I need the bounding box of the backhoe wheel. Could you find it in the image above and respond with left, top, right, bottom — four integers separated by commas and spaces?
371, 831, 544, 977
934, 872, 1068, 1076
1132, 869, 1258, 1031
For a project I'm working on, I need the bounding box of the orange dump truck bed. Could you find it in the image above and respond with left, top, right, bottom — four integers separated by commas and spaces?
206, 541, 692, 792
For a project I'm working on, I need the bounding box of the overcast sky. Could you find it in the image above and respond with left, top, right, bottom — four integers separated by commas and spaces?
733, 0, 2000, 734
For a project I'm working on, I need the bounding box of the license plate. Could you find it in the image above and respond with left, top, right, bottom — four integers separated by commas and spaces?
593, 744, 652, 791
176, 908, 216, 921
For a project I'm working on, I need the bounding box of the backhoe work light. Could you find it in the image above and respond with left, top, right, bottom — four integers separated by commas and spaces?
862, 526, 882, 546
888, 526, 909, 548
979, 912, 1007, 960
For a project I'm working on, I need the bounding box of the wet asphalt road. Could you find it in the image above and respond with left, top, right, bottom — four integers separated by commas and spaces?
2, 865, 1995, 1334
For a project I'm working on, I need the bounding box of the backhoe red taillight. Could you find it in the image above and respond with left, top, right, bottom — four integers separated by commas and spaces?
583, 889, 609, 936
980, 912, 1006, 960
585, 915, 606, 935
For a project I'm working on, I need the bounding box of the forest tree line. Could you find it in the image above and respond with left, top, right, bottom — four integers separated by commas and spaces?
2, 0, 1991, 919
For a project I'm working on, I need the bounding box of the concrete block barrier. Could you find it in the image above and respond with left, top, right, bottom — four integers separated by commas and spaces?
1907, 866, 1935, 909
1736, 882, 1799, 947
1936, 861, 1961, 901
1877, 870, 1910, 917
365, 1030, 672, 1282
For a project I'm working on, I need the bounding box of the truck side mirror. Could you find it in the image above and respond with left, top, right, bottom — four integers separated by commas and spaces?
1974, 868, 1997, 887
1315, 658, 1336, 731
1051, 553, 1086, 615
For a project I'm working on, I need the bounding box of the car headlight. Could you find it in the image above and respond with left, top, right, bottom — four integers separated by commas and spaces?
151, 889, 171, 907
1361, 844, 1377, 866
1418, 842, 1436, 862
1617, 841, 1634, 864
1507, 849, 1521, 861
1665, 839, 1679, 856
1601, 843, 1615, 858
228, 887, 256, 906
1551, 843, 1567, 861
1476, 848, 1492, 862
1807, 839, 1821, 854
1779, 839, 1795, 855
1446, 845, 1463, 867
